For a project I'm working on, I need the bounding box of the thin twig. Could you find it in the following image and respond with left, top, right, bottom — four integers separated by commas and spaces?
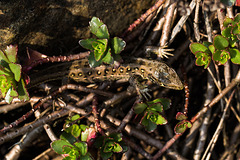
201, 89, 236, 160
152, 70, 240, 159
169, 0, 196, 44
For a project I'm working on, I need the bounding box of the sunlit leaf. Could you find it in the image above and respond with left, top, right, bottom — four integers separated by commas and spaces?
189, 43, 210, 55
212, 50, 230, 65
229, 48, 240, 64
89, 17, 109, 39
174, 120, 192, 134
60, 132, 77, 144
9, 63, 21, 82
4, 45, 18, 63
74, 141, 88, 156
51, 139, 74, 154
71, 124, 81, 138
111, 37, 126, 54
88, 51, 102, 67
176, 112, 188, 120
195, 51, 211, 68
213, 35, 229, 50
79, 39, 96, 50
101, 48, 113, 64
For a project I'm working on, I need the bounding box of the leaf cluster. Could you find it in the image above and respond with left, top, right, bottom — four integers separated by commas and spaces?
79, 17, 126, 67
134, 98, 170, 132
190, 13, 240, 68
174, 112, 192, 134
94, 133, 128, 160
51, 115, 96, 160
0, 45, 29, 103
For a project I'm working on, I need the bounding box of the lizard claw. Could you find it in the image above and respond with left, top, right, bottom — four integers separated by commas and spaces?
145, 46, 174, 59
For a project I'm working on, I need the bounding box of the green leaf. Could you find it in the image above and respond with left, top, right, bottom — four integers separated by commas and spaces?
232, 24, 240, 35
229, 48, 240, 64
149, 102, 163, 112
141, 115, 157, 132
92, 39, 108, 61
74, 141, 88, 156
0, 65, 12, 76
17, 78, 29, 101
60, 132, 77, 144
100, 149, 113, 160
111, 142, 122, 153
213, 35, 229, 50
109, 133, 122, 142
103, 141, 114, 153
111, 37, 126, 54
101, 48, 113, 64
134, 103, 147, 114
63, 145, 79, 158
4, 45, 18, 63
81, 153, 94, 160
195, 51, 211, 69
222, 26, 232, 38
79, 39, 97, 50
203, 41, 212, 48
174, 120, 192, 134
51, 139, 74, 154
156, 98, 171, 110
176, 112, 188, 120
189, 43, 210, 55
89, 17, 109, 39
9, 63, 21, 82
0, 50, 10, 63
208, 45, 215, 54
88, 51, 102, 67
223, 17, 234, 27
70, 114, 81, 123
5, 87, 18, 104
71, 124, 81, 138
154, 114, 167, 125
0, 75, 10, 98
212, 50, 230, 65
234, 13, 240, 23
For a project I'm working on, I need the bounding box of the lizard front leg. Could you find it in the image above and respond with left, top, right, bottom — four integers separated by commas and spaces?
128, 75, 152, 100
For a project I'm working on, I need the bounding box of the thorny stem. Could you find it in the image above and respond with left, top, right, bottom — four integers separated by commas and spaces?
152, 70, 240, 159
0, 84, 113, 133
92, 97, 105, 136
181, 67, 189, 115
23, 51, 90, 73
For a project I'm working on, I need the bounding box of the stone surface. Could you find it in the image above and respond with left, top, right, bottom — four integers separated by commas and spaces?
0, 0, 154, 56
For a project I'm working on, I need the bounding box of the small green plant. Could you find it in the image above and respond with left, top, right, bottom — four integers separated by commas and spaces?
174, 112, 192, 134
52, 115, 127, 160
134, 98, 170, 132
79, 17, 126, 67
51, 115, 96, 160
190, 13, 240, 68
0, 45, 29, 103
94, 133, 128, 160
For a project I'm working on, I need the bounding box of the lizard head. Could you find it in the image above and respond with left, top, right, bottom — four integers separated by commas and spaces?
149, 63, 184, 90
